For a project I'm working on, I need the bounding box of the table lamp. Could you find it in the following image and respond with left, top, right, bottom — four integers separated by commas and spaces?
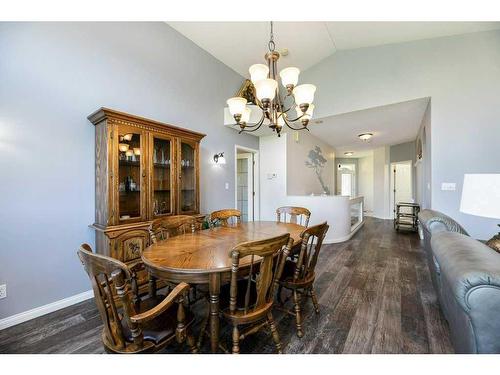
460, 174, 500, 251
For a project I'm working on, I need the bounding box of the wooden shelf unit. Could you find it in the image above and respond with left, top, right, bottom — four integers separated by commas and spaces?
88, 108, 205, 298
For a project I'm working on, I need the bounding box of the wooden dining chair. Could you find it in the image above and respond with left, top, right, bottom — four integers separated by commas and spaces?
149, 215, 201, 244
77, 244, 198, 354
210, 209, 241, 227
276, 206, 311, 227
199, 233, 293, 353
276, 222, 329, 338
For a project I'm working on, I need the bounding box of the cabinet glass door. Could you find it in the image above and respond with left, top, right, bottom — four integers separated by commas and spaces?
179, 141, 197, 213
151, 136, 173, 217
117, 130, 144, 222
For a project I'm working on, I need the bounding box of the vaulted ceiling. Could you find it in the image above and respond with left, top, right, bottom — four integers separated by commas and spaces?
168, 22, 500, 76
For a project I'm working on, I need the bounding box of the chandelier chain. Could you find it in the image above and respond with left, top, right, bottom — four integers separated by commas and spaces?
268, 21, 275, 52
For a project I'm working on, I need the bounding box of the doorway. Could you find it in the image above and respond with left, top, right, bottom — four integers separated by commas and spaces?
235, 146, 259, 222
390, 160, 414, 219
337, 163, 356, 197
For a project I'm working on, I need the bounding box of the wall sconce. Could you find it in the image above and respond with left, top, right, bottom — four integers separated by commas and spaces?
213, 152, 226, 164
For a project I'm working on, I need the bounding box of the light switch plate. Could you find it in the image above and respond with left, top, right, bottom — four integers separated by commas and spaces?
267, 173, 277, 180
441, 182, 456, 191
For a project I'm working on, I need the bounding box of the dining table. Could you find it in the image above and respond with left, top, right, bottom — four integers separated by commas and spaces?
141, 220, 305, 353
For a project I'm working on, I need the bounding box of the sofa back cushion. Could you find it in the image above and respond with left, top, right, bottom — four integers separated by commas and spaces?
418, 209, 469, 236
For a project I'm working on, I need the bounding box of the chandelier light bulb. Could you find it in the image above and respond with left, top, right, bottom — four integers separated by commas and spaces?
226, 97, 247, 117
240, 107, 251, 124
255, 78, 278, 102
249, 64, 269, 84
293, 84, 316, 106
279, 67, 300, 88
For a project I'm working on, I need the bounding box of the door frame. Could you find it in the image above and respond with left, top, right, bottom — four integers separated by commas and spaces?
390, 160, 414, 219
234, 145, 260, 221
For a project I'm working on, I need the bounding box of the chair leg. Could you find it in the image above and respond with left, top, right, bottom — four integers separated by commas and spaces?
186, 332, 198, 353
293, 290, 304, 338
310, 287, 320, 314
232, 325, 240, 354
267, 312, 283, 354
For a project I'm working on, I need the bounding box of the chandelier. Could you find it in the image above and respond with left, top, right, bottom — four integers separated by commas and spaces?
226, 22, 317, 137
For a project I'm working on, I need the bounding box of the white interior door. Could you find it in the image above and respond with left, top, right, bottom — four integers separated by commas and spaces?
236, 152, 255, 222
390, 161, 413, 218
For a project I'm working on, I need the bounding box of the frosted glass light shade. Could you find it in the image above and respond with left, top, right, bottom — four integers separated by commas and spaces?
293, 84, 316, 105
279, 67, 300, 87
226, 97, 247, 116
255, 78, 278, 101
460, 174, 500, 219
122, 133, 133, 141
249, 64, 269, 83
296, 104, 315, 119
133, 148, 141, 156
241, 107, 251, 123
125, 149, 134, 157
119, 143, 130, 152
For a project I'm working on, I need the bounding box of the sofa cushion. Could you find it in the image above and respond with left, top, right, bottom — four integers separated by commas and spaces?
431, 231, 500, 311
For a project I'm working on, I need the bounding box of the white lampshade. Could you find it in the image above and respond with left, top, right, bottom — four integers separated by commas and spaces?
279, 67, 300, 87
255, 78, 278, 101
226, 97, 247, 116
249, 64, 269, 83
218, 155, 226, 164
293, 84, 316, 105
460, 174, 500, 219
133, 148, 141, 156
122, 133, 133, 141
296, 104, 315, 119
241, 107, 251, 123
125, 149, 134, 157
118, 143, 129, 152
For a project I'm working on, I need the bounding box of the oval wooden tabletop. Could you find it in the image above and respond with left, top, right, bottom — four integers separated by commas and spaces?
141, 221, 305, 275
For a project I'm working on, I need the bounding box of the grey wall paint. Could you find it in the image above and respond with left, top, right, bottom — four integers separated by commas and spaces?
390, 141, 416, 164
0, 22, 257, 319
286, 129, 335, 196
415, 102, 432, 209
302, 30, 500, 239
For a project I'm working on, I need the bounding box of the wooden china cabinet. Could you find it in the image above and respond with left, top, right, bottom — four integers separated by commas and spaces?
88, 108, 205, 297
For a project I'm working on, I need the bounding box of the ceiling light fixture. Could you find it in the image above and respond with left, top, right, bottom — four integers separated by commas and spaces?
344, 152, 354, 156
358, 133, 373, 141
226, 22, 317, 137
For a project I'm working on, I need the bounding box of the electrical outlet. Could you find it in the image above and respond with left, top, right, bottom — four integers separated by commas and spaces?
0, 284, 6, 299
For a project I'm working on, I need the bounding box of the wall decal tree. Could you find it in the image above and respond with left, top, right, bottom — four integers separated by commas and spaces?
305, 146, 331, 195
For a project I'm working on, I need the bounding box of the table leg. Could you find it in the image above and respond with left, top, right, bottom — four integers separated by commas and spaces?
208, 273, 221, 353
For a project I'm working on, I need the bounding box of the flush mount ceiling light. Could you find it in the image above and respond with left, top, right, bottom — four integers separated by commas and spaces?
226, 22, 317, 137
344, 151, 354, 156
358, 133, 373, 141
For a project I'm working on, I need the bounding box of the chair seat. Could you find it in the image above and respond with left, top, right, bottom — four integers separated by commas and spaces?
121, 295, 194, 345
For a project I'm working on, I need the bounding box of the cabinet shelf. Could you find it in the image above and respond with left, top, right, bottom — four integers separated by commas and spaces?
153, 163, 171, 169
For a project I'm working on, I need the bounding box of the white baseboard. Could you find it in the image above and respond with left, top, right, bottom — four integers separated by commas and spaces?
323, 220, 365, 244
0, 289, 94, 330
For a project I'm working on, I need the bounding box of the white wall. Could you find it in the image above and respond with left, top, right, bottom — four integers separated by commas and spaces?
286, 129, 335, 196
302, 30, 500, 239
0, 22, 258, 319
358, 154, 374, 214
372, 147, 391, 219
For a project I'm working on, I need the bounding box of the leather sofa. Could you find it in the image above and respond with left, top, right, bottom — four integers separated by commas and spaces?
418, 209, 500, 353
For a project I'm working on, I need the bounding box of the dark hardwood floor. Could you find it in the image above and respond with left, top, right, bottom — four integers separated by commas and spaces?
0, 217, 454, 354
